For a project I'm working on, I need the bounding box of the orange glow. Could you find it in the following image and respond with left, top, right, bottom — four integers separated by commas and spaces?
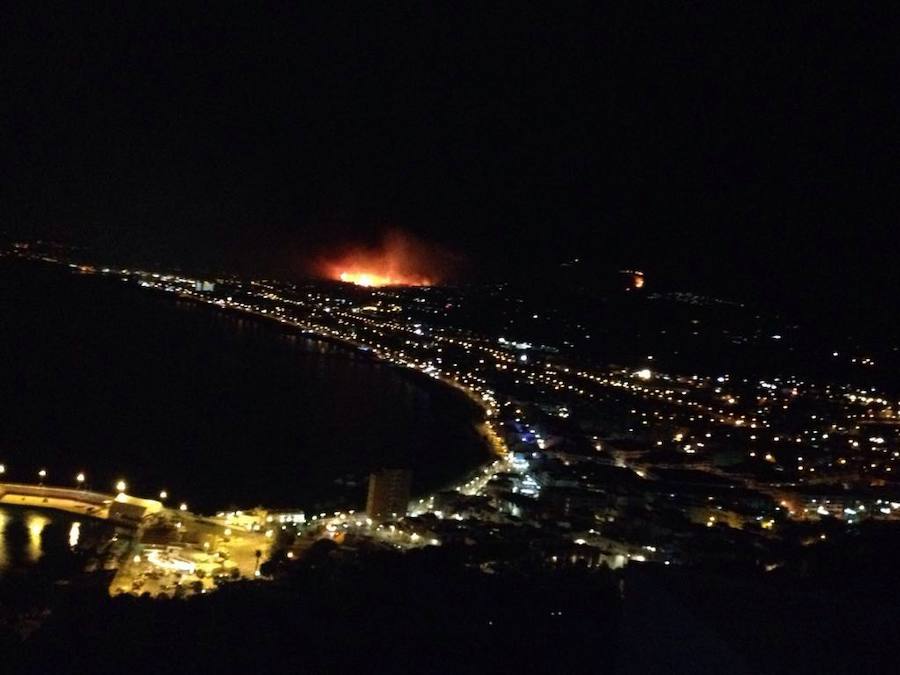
620, 269, 645, 290
337, 270, 430, 287
318, 231, 444, 287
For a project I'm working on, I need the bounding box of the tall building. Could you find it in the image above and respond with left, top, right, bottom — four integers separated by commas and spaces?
366, 469, 412, 520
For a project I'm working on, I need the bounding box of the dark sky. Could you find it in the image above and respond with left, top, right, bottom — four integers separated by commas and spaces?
3, 5, 898, 308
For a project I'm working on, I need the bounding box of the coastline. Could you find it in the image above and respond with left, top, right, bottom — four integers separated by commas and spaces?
2, 256, 504, 513
167, 287, 507, 498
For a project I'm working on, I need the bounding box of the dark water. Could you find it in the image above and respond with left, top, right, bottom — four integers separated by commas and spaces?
0, 260, 488, 512
0, 507, 70, 573
0, 506, 115, 578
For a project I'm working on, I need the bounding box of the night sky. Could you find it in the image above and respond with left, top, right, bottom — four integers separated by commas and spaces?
4, 5, 898, 314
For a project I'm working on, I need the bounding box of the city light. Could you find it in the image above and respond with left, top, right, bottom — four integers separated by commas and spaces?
3, 13, 898, 665
13, 241, 900, 613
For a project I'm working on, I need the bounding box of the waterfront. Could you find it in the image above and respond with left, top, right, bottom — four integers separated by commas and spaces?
0, 504, 119, 588
0, 507, 72, 574
0, 260, 490, 513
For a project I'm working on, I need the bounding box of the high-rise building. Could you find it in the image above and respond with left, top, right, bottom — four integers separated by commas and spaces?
366, 469, 412, 520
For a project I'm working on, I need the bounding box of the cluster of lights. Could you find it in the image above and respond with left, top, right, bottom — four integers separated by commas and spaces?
58, 252, 900, 556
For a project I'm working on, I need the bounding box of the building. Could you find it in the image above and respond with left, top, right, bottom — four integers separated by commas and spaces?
366, 469, 412, 520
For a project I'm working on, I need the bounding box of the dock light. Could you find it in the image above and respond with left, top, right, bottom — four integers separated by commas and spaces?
115, 479, 127, 493
159, 490, 168, 500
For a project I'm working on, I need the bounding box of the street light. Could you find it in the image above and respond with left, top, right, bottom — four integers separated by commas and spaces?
179, 503, 188, 511
159, 490, 168, 500
0, 464, 5, 476
38, 469, 46, 485
76, 472, 85, 487
115, 479, 127, 493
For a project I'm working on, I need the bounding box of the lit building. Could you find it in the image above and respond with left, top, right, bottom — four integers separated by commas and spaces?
366, 469, 412, 520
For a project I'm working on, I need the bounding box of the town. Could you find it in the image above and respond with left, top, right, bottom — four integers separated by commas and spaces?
8, 243, 900, 597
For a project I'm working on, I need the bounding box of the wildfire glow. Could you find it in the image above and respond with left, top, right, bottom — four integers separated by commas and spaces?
620, 269, 645, 289
318, 231, 444, 287
338, 271, 420, 287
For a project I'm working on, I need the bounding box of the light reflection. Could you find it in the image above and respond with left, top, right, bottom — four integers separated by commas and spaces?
27, 512, 50, 562
0, 509, 8, 572
69, 521, 81, 548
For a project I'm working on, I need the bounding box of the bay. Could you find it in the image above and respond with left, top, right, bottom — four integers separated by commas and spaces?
0, 260, 488, 515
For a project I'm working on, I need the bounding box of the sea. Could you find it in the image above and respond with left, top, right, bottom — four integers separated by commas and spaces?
0, 258, 489, 520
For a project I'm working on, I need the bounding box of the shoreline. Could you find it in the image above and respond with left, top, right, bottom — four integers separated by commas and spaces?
2, 256, 505, 514
167, 288, 507, 498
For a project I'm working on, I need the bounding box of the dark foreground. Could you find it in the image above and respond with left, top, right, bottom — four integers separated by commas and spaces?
6, 522, 900, 675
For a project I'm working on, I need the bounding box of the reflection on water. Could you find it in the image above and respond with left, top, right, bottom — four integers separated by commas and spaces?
0, 509, 8, 571
27, 512, 50, 563
0, 507, 98, 577
0, 508, 51, 573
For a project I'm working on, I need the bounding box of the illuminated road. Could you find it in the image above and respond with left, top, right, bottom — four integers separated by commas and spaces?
0, 482, 163, 524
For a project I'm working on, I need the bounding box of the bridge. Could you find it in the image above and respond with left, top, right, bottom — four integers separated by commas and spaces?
0, 482, 164, 526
